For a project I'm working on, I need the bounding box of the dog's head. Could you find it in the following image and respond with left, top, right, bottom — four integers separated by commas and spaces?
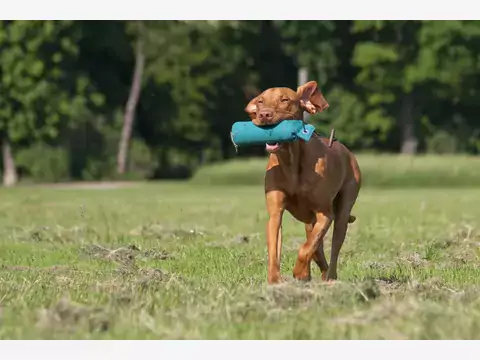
244, 81, 329, 153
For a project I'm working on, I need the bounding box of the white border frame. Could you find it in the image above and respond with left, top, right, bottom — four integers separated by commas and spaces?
1, 2, 480, 353
1, 0, 480, 20
2, 340, 480, 359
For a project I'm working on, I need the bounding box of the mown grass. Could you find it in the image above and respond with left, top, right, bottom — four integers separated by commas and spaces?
191, 154, 480, 188
0, 176, 480, 339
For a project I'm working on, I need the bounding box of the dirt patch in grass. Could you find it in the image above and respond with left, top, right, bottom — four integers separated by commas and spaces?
36, 297, 110, 333
81, 244, 174, 266
11, 225, 100, 244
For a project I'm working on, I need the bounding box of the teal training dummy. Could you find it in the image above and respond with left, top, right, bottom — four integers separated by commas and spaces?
230, 120, 316, 149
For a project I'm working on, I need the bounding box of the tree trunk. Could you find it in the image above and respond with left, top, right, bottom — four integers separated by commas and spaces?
2, 136, 18, 187
399, 93, 418, 155
298, 66, 310, 122
117, 23, 145, 175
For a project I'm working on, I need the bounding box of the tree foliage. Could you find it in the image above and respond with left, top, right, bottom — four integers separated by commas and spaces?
0, 20, 104, 143
1, 20, 480, 183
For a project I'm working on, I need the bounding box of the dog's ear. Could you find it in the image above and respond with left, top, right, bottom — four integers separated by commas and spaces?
245, 95, 260, 120
297, 81, 329, 114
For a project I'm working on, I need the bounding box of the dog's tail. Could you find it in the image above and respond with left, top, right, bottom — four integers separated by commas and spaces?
348, 215, 356, 224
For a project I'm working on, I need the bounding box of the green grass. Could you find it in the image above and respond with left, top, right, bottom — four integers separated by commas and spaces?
191, 154, 480, 188
1, 181, 480, 339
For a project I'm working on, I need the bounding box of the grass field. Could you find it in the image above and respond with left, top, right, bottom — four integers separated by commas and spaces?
192, 154, 480, 188
1, 158, 480, 339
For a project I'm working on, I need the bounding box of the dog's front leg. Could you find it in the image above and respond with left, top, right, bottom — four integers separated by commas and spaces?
293, 211, 333, 281
265, 190, 286, 284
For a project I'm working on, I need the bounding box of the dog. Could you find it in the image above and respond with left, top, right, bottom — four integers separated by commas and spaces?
244, 80, 361, 284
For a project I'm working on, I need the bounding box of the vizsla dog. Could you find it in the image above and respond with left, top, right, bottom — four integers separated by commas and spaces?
245, 80, 361, 284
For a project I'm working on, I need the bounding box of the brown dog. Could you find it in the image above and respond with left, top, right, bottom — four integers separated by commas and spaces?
245, 80, 361, 284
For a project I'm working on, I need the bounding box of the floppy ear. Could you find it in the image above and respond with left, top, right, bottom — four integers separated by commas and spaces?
245, 95, 260, 121
297, 81, 329, 114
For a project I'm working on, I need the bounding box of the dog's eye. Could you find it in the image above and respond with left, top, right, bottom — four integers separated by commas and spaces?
281, 98, 289, 103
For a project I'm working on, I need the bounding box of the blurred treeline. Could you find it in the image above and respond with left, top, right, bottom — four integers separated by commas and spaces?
1, 20, 479, 185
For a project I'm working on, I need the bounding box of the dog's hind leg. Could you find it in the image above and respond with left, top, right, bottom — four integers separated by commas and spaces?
326, 185, 359, 281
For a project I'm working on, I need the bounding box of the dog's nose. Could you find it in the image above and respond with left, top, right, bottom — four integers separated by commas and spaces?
258, 110, 273, 123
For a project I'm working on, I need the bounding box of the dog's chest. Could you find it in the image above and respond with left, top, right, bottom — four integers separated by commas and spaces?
284, 172, 317, 202
266, 151, 326, 200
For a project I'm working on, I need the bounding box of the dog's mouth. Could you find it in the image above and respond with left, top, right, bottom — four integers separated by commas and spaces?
265, 143, 281, 153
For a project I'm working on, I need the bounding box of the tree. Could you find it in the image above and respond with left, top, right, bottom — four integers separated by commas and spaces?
350, 20, 480, 154
2, 137, 16, 187
117, 21, 145, 175
136, 21, 243, 169
349, 21, 422, 153
272, 21, 377, 150
409, 20, 480, 153
0, 20, 104, 185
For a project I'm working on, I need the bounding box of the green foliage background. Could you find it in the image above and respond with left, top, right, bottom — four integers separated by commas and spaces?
1, 20, 479, 182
